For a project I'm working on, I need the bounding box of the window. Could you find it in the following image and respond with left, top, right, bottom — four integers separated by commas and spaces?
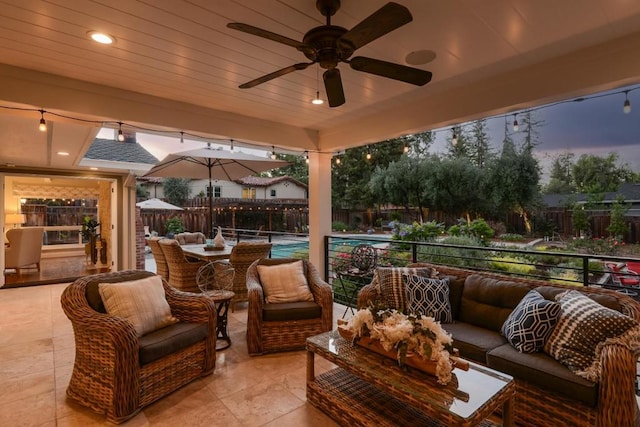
242, 187, 256, 199
270, 189, 276, 197
214, 186, 221, 198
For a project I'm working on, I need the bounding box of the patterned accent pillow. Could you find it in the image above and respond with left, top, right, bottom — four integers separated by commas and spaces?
99, 275, 178, 337
543, 290, 639, 381
501, 290, 560, 353
403, 274, 453, 323
376, 267, 433, 312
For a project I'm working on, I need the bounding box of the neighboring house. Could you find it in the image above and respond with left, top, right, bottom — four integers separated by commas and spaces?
80, 133, 159, 172
543, 183, 640, 215
138, 175, 308, 201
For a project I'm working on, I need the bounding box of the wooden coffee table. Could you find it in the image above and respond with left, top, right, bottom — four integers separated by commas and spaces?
306, 330, 515, 426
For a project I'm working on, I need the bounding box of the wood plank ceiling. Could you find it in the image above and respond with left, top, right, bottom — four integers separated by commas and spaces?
1, 0, 640, 171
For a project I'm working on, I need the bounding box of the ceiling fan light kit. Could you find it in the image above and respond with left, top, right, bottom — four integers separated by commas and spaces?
228, 1, 432, 107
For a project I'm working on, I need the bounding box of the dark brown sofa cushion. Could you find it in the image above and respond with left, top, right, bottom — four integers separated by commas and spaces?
487, 343, 598, 407
535, 286, 623, 312
442, 321, 507, 363
263, 301, 322, 321
459, 275, 531, 331
139, 322, 208, 365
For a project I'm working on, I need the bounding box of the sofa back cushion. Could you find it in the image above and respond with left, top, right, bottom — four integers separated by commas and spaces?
459, 274, 531, 332
535, 286, 623, 312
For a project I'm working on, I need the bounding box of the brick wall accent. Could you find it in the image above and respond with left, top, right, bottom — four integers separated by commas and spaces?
136, 207, 145, 270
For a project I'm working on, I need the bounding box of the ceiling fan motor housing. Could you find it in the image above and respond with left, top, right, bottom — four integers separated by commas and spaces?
302, 25, 353, 69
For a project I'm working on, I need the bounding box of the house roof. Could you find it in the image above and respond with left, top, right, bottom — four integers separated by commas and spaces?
234, 176, 308, 188
84, 138, 159, 165
543, 183, 640, 208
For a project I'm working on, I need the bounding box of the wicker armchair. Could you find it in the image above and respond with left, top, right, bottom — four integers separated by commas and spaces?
159, 239, 206, 292
246, 258, 333, 355
146, 237, 169, 280
228, 242, 272, 311
60, 270, 217, 424
175, 232, 207, 245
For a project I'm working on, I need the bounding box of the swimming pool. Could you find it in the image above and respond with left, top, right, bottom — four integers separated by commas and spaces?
270, 236, 391, 259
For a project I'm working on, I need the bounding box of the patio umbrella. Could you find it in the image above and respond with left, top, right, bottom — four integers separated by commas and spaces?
143, 146, 290, 237
136, 198, 183, 233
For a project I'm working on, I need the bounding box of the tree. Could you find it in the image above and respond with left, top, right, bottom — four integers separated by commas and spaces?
445, 125, 471, 159
332, 140, 405, 211
269, 153, 309, 185
518, 111, 544, 150
467, 119, 492, 168
544, 152, 576, 194
488, 140, 542, 234
402, 130, 435, 159
572, 153, 635, 193
163, 177, 191, 206
370, 156, 433, 221
607, 196, 629, 240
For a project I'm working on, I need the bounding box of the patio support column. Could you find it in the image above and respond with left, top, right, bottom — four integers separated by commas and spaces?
308, 151, 332, 278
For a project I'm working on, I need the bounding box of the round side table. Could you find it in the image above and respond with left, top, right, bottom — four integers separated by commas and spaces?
202, 289, 235, 350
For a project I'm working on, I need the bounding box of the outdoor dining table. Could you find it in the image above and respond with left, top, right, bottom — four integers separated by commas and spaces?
181, 244, 233, 262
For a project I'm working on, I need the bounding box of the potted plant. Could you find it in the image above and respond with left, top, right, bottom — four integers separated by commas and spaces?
165, 216, 185, 238
81, 216, 100, 264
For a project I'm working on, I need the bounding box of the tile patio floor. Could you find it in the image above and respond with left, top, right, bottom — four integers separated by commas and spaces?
0, 280, 351, 426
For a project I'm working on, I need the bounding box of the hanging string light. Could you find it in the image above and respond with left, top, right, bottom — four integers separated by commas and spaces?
366, 146, 372, 160
270, 146, 277, 159
117, 122, 125, 142
452, 129, 457, 145
303, 151, 309, 164
513, 113, 519, 132
335, 155, 341, 165
623, 90, 631, 114
38, 110, 47, 132
180, 131, 184, 143
312, 65, 324, 105
403, 142, 409, 153
230, 139, 234, 152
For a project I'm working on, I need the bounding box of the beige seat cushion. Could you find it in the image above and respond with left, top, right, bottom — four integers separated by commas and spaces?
99, 275, 178, 336
257, 260, 314, 303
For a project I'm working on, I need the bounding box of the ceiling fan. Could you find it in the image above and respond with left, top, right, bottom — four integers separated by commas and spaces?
227, 0, 432, 107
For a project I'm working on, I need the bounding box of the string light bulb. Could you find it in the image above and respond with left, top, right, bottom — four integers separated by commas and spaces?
270, 146, 277, 160
366, 146, 372, 160
513, 114, 519, 132
303, 151, 309, 164
452, 129, 457, 145
403, 142, 409, 153
117, 122, 125, 142
623, 90, 631, 114
38, 110, 47, 132
335, 156, 341, 165
180, 131, 184, 143
230, 139, 234, 152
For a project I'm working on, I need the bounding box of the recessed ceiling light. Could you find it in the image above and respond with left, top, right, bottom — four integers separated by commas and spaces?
405, 50, 436, 65
87, 31, 115, 45
89, 167, 98, 171
57, 151, 69, 156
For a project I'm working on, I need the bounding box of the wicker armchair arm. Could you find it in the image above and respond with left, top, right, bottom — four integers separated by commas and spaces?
305, 261, 333, 331
163, 282, 217, 324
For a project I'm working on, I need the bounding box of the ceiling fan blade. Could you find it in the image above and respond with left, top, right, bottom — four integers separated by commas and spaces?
323, 68, 345, 107
239, 62, 313, 89
349, 56, 432, 86
227, 23, 315, 55
338, 2, 412, 51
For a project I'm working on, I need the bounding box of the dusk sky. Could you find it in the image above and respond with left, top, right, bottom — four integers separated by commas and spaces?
431, 84, 640, 181
115, 84, 640, 183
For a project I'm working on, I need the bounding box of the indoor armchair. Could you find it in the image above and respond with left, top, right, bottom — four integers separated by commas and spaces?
4, 227, 44, 274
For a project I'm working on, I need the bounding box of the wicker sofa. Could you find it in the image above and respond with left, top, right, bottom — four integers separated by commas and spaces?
357, 263, 640, 427
61, 270, 217, 423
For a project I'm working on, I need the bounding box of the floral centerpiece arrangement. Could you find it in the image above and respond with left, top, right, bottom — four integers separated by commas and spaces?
339, 306, 464, 385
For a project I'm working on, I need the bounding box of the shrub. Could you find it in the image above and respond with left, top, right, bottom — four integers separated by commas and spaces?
566, 237, 624, 256
392, 221, 445, 243
414, 236, 488, 268
332, 221, 349, 232
499, 233, 524, 242
488, 256, 536, 274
